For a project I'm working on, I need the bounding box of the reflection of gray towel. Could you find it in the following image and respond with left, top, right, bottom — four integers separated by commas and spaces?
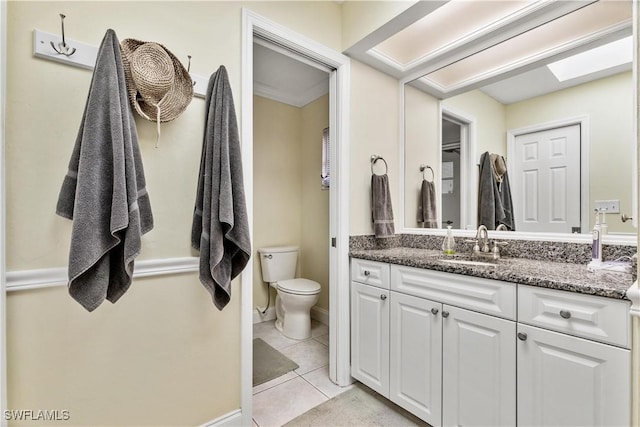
417, 179, 437, 228
478, 151, 515, 230
192, 66, 251, 310
371, 174, 395, 238
56, 29, 153, 312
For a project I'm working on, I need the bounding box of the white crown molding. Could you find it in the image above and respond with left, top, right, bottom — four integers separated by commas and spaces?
6, 257, 199, 292
254, 79, 328, 108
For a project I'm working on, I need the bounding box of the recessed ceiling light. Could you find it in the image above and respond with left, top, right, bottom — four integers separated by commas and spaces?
547, 36, 632, 82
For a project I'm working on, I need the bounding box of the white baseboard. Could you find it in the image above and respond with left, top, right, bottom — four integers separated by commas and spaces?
200, 409, 242, 427
311, 306, 329, 325
253, 306, 276, 324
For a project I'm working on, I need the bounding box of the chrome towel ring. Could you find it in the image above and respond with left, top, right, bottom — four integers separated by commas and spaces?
370, 155, 388, 175
420, 164, 434, 182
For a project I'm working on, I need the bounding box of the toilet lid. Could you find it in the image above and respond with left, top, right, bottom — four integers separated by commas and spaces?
277, 278, 321, 295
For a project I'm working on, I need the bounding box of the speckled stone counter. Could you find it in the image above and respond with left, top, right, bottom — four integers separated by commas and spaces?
350, 247, 634, 300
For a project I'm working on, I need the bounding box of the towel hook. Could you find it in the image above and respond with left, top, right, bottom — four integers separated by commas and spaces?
187, 56, 197, 87
370, 155, 388, 175
50, 13, 76, 57
420, 164, 434, 182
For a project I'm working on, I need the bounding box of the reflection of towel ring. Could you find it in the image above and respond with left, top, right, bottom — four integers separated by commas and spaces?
420, 164, 434, 182
370, 155, 388, 175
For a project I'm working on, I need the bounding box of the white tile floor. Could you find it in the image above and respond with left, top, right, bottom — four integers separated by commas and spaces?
252, 319, 354, 426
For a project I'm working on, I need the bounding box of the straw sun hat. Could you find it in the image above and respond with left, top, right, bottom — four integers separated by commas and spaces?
120, 38, 193, 127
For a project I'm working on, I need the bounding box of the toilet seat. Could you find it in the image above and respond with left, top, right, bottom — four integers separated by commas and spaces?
277, 278, 321, 295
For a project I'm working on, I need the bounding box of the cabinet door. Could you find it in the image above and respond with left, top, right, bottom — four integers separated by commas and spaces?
351, 281, 390, 397
517, 324, 630, 427
390, 292, 442, 426
442, 305, 516, 427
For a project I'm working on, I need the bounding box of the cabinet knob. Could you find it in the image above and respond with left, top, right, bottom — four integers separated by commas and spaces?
380, 294, 387, 301
559, 310, 572, 319
517, 332, 528, 341
431, 308, 439, 315
442, 311, 449, 318
363, 270, 371, 277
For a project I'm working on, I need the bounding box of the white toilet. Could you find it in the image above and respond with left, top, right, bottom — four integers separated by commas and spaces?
258, 246, 321, 340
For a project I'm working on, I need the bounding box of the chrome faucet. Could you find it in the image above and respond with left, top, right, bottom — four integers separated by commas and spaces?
475, 225, 490, 253
496, 223, 508, 231
470, 224, 507, 260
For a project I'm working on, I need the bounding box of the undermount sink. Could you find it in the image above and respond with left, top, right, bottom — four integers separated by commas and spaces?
440, 258, 499, 267
437, 254, 500, 267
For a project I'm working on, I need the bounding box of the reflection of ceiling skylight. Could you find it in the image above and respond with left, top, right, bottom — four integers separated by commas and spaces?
547, 36, 633, 82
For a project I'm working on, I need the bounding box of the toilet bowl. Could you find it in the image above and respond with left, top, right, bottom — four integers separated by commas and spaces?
258, 246, 321, 340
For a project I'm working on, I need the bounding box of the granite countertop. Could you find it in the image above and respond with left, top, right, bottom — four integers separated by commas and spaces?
350, 247, 634, 300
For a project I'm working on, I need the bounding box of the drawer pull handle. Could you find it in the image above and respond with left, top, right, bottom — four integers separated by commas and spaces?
380, 294, 387, 301
363, 270, 371, 277
442, 311, 449, 318
431, 308, 439, 315
559, 310, 572, 319
517, 332, 528, 341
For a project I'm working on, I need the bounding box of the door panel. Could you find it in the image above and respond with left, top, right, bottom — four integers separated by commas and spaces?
442, 306, 516, 427
517, 324, 630, 427
513, 124, 580, 232
350, 282, 390, 397
390, 292, 442, 426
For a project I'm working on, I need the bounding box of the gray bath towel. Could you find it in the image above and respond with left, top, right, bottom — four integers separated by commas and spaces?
417, 179, 437, 228
371, 174, 395, 238
192, 66, 251, 310
56, 29, 153, 312
478, 151, 515, 230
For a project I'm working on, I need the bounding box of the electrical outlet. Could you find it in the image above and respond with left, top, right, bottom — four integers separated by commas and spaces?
594, 200, 620, 214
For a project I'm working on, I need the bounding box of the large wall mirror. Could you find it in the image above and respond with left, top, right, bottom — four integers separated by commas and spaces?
395, 0, 637, 243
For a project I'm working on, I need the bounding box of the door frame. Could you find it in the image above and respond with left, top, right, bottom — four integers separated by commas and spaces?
241, 9, 351, 425
1, 1, 7, 424
441, 105, 477, 231
507, 115, 590, 235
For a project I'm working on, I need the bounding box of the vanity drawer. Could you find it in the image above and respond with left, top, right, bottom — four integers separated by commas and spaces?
351, 259, 390, 289
518, 285, 631, 348
390, 265, 516, 320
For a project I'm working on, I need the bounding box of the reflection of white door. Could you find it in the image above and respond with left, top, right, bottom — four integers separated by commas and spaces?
512, 125, 581, 233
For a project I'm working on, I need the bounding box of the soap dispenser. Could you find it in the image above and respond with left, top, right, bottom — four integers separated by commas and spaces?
442, 226, 456, 255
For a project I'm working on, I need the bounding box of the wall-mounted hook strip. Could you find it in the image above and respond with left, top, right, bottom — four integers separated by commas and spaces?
370, 154, 388, 175
50, 14, 76, 56
33, 29, 209, 99
420, 164, 434, 182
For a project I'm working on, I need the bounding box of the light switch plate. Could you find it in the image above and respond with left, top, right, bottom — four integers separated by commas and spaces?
594, 199, 620, 214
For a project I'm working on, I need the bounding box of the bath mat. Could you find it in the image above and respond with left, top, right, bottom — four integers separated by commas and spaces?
284, 382, 429, 426
253, 338, 299, 387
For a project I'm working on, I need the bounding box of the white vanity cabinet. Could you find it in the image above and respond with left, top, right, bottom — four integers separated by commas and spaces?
350, 258, 632, 427
351, 260, 517, 427
516, 285, 631, 427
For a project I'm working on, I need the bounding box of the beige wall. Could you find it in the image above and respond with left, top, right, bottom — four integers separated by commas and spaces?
444, 89, 507, 157
5, 2, 340, 425
404, 84, 440, 228
506, 72, 634, 233
252, 95, 330, 312
300, 95, 330, 311
349, 60, 401, 236
253, 96, 303, 309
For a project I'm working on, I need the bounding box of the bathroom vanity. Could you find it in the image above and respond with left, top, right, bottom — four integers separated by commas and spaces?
349, 249, 632, 427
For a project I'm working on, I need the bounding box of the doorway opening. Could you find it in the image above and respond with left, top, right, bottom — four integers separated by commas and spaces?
440, 107, 476, 231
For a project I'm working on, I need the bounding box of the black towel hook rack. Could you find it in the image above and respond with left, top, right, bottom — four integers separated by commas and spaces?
370, 155, 388, 175
420, 164, 434, 182
50, 13, 76, 57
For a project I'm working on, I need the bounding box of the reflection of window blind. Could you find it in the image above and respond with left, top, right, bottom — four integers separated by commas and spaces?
321, 127, 330, 189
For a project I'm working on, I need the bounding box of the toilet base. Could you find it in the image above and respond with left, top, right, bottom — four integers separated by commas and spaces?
274, 291, 319, 340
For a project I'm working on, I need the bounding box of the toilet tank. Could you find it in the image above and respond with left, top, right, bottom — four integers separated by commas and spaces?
258, 246, 299, 283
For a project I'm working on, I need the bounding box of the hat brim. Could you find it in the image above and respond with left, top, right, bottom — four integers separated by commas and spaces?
121, 38, 194, 123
